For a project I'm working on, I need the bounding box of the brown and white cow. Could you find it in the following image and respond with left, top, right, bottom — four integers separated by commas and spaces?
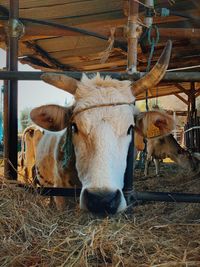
30, 41, 174, 214
20, 125, 44, 183
135, 133, 200, 177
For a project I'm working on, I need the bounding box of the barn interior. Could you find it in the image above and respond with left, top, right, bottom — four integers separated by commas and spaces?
0, 2, 200, 266
0, 0, 200, 176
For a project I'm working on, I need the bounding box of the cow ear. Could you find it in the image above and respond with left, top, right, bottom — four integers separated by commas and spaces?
135, 110, 175, 138
30, 104, 72, 131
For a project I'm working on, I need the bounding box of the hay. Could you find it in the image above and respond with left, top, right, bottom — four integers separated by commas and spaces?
0, 165, 200, 267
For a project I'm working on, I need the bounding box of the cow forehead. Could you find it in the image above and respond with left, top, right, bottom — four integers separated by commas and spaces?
70, 75, 137, 135
74, 105, 136, 136
75, 75, 135, 107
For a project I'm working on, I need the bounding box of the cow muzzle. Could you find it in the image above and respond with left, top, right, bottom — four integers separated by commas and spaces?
83, 189, 121, 214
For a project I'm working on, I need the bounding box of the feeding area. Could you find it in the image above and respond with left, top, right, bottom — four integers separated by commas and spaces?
0, 0, 200, 266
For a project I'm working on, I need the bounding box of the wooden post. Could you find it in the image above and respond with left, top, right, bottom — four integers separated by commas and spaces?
127, 0, 139, 74
144, 0, 154, 28
4, 0, 19, 179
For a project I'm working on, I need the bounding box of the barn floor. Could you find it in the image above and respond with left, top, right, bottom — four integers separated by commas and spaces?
0, 162, 200, 267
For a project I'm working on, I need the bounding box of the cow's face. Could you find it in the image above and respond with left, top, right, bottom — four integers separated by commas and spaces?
31, 41, 173, 214
70, 76, 136, 213
176, 149, 200, 175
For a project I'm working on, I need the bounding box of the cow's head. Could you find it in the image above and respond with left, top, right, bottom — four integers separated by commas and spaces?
31, 41, 174, 214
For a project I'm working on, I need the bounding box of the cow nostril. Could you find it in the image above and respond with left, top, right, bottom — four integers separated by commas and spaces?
84, 189, 121, 214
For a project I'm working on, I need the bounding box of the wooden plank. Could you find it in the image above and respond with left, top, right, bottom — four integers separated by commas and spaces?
79, 59, 127, 71
16, 0, 123, 20
1, 0, 94, 9
49, 45, 108, 58
52, 10, 124, 26
37, 36, 107, 52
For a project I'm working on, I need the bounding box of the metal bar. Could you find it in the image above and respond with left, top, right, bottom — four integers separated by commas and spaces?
133, 191, 200, 203
16, 184, 200, 203
127, 0, 139, 74
4, 0, 19, 179
3, 78, 9, 179
0, 71, 200, 82
123, 130, 134, 204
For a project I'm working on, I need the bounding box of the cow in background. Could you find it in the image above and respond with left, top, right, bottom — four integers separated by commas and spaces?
20, 125, 44, 183
30, 41, 174, 213
135, 133, 200, 177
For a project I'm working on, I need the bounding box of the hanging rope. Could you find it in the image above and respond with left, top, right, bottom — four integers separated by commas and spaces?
100, 27, 115, 64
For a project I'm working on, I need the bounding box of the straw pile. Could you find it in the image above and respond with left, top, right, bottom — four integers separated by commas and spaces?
0, 164, 200, 267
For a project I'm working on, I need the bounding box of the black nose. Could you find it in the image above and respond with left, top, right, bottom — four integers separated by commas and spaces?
84, 189, 121, 214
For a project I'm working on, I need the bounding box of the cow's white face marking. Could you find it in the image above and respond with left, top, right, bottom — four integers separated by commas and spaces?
71, 75, 137, 212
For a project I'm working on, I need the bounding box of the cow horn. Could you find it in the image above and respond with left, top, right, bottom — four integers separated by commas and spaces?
41, 73, 78, 95
131, 40, 172, 96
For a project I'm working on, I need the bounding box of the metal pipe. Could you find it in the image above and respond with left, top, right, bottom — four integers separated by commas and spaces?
127, 0, 139, 74
0, 71, 200, 82
16, 185, 200, 203
133, 191, 200, 203
4, 0, 19, 179
123, 129, 134, 205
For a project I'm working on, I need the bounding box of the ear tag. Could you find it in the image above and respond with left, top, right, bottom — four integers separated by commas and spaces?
146, 124, 161, 138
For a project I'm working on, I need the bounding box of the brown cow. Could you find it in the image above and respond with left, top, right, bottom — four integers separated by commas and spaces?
141, 134, 200, 176
20, 125, 44, 183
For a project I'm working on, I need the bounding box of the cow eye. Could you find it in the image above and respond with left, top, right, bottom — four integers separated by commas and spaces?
127, 125, 133, 135
71, 123, 78, 134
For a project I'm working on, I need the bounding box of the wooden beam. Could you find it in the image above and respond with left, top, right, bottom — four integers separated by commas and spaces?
174, 93, 189, 105
175, 83, 189, 95
149, 28, 200, 40
127, 0, 139, 73
23, 41, 73, 70
2, 0, 124, 20
2, 15, 200, 42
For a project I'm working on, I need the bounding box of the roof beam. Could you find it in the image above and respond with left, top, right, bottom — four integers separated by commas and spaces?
173, 93, 189, 105
175, 83, 189, 95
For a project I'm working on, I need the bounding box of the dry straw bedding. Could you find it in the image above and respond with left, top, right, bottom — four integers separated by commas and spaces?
0, 165, 200, 267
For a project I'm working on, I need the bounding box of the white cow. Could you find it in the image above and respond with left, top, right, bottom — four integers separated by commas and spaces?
31, 41, 174, 214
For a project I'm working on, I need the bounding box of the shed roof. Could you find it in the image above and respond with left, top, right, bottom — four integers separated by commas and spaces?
0, 0, 200, 100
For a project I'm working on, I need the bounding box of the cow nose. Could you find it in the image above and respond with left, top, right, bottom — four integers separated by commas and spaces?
84, 189, 121, 214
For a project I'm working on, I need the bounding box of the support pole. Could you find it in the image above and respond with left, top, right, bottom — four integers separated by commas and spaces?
190, 82, 196, 116
127, 0, 139, 74
4, 0, 19, 179
144, 0, 154, 28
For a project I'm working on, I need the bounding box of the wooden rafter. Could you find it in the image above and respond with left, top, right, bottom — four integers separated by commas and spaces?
175, 83, 189, 95
23, 41, 73, 70
173, 93, 189, 105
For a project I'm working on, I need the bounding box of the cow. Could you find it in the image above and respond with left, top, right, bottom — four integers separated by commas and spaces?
30, 41, 174, 214
20, 125, 44, 183
135, 133, 200, 177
